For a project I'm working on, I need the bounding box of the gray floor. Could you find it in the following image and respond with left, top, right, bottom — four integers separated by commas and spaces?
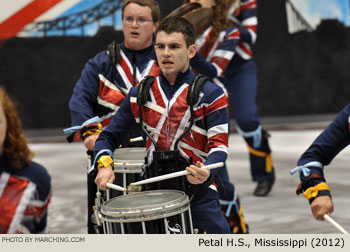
28, 128, 350, 234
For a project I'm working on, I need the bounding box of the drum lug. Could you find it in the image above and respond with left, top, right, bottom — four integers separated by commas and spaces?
93, 191, 103, 226
93, 206, 102, 226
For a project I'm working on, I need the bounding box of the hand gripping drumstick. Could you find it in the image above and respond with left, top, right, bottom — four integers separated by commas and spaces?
323, 214, 349, 234
106, 183, 127, 192
130, 162, 224, 186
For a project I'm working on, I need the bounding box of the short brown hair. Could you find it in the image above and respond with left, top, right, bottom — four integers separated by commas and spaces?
0, 87, 34, 169
122, 0, 160, 22
155, 17, 196, 47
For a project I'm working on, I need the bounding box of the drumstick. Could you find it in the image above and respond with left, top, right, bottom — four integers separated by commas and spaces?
129, 136, 143, 142
323, 214, 349, 234
106, 183, 127, 192
130, 162, 224, 186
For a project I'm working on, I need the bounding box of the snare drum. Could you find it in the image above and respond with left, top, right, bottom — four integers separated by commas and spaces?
92, 147, 146, 232
104, 147, 146, 199
100, 190, 193, 234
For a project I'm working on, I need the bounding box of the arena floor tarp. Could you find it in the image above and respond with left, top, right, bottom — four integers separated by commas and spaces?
28, 129, 350, 234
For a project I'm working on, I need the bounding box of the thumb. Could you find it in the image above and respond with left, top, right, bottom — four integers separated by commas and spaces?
195, 161, 202, 167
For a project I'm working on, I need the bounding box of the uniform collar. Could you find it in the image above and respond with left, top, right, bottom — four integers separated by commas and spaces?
159, 68, 194, 89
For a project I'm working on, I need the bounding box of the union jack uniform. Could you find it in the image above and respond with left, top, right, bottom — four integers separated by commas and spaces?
94, 69, 231, 233
191, 0, 275, 187
69, 43, 159, 130
191, 0, 257, 80
94, 69, 229, 168
0, 155, 51, 234
294, 103, 350, 200
69, 43, 159, 234
227, 0, 258, 60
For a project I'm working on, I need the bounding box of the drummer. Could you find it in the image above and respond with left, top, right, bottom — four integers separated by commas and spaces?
69, 0, 160, 150
93, 16, 231, 233
68, 0, 160, 234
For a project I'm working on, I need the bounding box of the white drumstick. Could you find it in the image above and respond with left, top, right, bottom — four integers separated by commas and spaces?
131, 162, 224, 186
323, 214, 349, 234
106, 183, 127, 192
129, 136, 143, 142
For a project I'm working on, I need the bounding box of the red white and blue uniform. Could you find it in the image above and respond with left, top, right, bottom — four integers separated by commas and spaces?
0, 155, 51, 234
94, 69, 231, 233
292, 104, 350, 199
69, 43, 159, 128
69, 43, 159, 233
190, 0, 275, 191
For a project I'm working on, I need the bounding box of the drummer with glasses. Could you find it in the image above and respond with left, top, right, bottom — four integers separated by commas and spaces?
93, 17, 231, 234
123, 16, 153, 25
68, 0, 160, 234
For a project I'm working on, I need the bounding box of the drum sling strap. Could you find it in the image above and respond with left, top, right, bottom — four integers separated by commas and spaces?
108, 41, 144, 148
107, 41, 127, 96
136, 74, 212, 201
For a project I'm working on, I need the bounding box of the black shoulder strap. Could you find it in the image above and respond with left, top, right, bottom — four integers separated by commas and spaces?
136, 75, 157, 149
107, 41, 121, 66
186, 74, 209, 106
137, 75, 156, 107
137, 74, 208, 107
107, 41, 127, 96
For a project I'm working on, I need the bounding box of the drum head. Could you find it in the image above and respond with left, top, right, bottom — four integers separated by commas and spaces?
101, 190, 190, 222
114, 147, 146, 173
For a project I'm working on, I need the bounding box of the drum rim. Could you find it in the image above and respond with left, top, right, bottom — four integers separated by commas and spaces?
114, 165, 143, 173
113, 147, 146, 171
101, 204, 190, 223
101, 190, 190, 222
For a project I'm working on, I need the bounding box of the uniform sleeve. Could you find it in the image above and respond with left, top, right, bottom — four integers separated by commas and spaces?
294, 104, 350, 200
190, 28, 240, 78
93, 87, 138, 160
202, 82, 229, 166
69, 52, 109, 126
25, 162, 52, 233
298, 104, 350, 171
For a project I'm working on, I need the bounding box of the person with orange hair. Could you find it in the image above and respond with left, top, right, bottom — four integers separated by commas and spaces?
0, 87, 51, 234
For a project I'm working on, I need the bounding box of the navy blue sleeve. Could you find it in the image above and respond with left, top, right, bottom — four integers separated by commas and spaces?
298, 104, 350, 168
69, 51, 110, 126
190, 53, 218, 78
295, 104, 350, 199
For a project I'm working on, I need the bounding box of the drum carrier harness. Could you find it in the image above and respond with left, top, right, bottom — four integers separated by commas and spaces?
136, 74, 212, 201
107, 41, 144, 148
107, 41, 126, 96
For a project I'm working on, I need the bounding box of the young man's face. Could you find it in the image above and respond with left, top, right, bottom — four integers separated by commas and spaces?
155, 31, 196, 84
122, 3, 158, 50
